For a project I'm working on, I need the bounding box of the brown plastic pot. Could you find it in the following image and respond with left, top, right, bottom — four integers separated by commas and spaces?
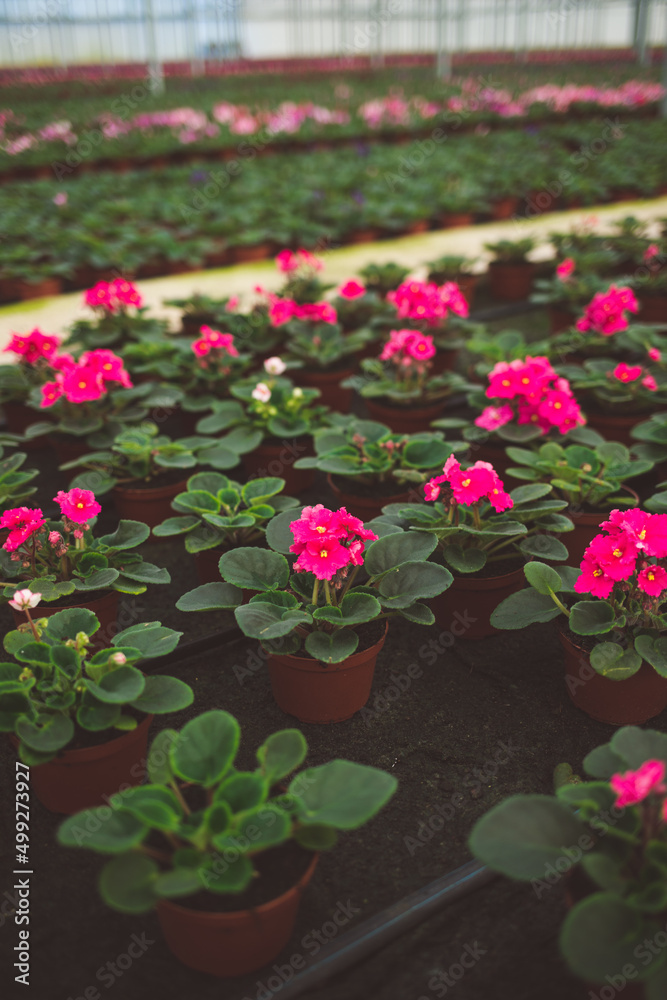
559, 630, 667, 725
231, 243, 272, 263
490, 197, 520, 220
2, 401, 47, 449
266, 622, 388, 723
17, 278, 62, 300
14, 711, 154, 814
364, 398, 445, 434
439, 212, 474, 228
638, 295, 667, 324
456, 275, 477, 311
327, 474, 417, 522
50, 434, 94, 465
156, 852, 318, 977
429, 564, 526, 640
0, 276, 17, 303
112, 479, 189, 529
296, 366, 354, 412
487, 261, 537, 302
240, 439, 315, 497
11, 588, 119, 650
548, 305, 576, 334
346, 228, 381, 244
403, 219, 430, 234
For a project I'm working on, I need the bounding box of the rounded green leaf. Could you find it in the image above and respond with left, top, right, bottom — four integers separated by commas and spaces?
85, 666, 146, 704
569, 600, 616, 636
560, 894, 654, 984
170, 710, 240, 788
289, 760, 397, 830
57, 808, 147, 853
128, 675, 194, 713
364, 531, 437, 576
490, 589, 560, 629
99, 854, 158, 913
524, 561, 565, 595
16, 712, 74, 752
219, 547, 289, 591
257, 729, 308, 783
304, 628, 359, 665
214, 772, 268, 813
176, 582, 242, 612
589, 642, 642, 680
378, 561, 452, 608
146, 728, 178, 784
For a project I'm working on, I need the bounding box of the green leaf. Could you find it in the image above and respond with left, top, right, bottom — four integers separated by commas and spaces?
468, 794, 586, 880
589, 642, 642, 680
76, 690, 121, 731
170, 710, 240, 788
152, 515, 200, 537
16, 713, 74, 752
560, 894, 653, 984
113, 623, 182, 658
241, 477, 285, 504
57, 809, 147, 853
98, 854, 158, 913
490, 588, 559, 629
44, 608, 100, 641
583, 743, 627, 779
265, 507, 303, 554
289, 760, 397, 830
609, 727, 667, 770
257, 729, 308, 783
294, 824, 338, 850
96, 520, 150, 549
146, 729, 178, 784
524, 561, 564, 595
176, 582, 242, 612
364, 531, 437, 576
218, 547, 290, 591
214, 772, 267, 813
398, 602, 435, 625
442, 545, 486, 574
304, 628, 359, 664
569, 600, 616, 635
153, 867, 203, 898
378, 561, 453, 608
235, 602, 311, 640
199, 853, 254, 894
118, 785, 183, 830
518, 535, 568, 561
84, 666, 146, 704
635, 635, 667, 678
128, 675, 194, 713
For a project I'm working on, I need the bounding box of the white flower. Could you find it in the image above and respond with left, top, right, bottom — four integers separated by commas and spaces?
264, 356, 286, 375
252, 382, 272, 403
9, 589, 42, 611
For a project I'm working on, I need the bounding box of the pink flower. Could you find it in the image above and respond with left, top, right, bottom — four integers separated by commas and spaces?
424, 455, 513, 511
61, 365, 104, 403
251, 382, 271, 403
84, 281, 116, 312
644, 244, 660, 262
585, 532, 638, 582
225, 296, 240, 311
110, 278, 142, 309
275, 249, 299, 273
294, 302, 337, 324
292, 536, 351, 580
40, 381, 63, 408
339, 280, 366, 300
610, 760, 666, 808
637, 565, 667, 597
48, 531, 62, 546
8, 589, 42, 611
405, 333, 436, 363
613, 362, 642, 383
264, 356, 286, 375
574, 549, 615, 599
4, 328, 60, 364
474, 405, 514, 431
576, 285, 638, 336
269, 298, 297, 326
601, 509, 667, 559
648, 348, 661, 362
52, 191, 68, 206
54, 488, 101, 524
0, 507, 45, 552
80, 349, 133, 387
643, 375, 658, 392
288, 505, 376, 580
556, 258, 575, 280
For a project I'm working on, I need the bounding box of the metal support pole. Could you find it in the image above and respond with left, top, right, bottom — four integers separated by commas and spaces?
144, 0, 164, 94
635, 0, 651, 66
436, 0, 451, 79
515, 0, 528, 62
662, 5, 667, 118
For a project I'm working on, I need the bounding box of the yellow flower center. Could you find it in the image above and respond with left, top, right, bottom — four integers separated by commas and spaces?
78, 380, 87, 388
502, 379, 510, 386
521, 377, 530, 384
316, 525, 326, 533
639, 529, 646, 539
554, 402, 562, 409
648, 571, 655, 580
594, 569, 602, 577
462, 478, 471, 487
320, 549, 328, 558
613, 548, 622, 558
76, 502, 84, 509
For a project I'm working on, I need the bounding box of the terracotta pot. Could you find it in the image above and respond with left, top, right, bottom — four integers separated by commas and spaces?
429, 564, 526, 640
638, 295, 667, 325
327, 474, 417, 522
205, 248, 233, 268
11, 588, 119, 650
403, 219, 430, 234
490, 196, 520, 220
2, 401, 46, 449
465, 439, 516, 483
50, 434, 93, 465
14, 711, 153, 814
431, 347, 460, 375
439, 212, 474, 228
112, 479, 190, 529
266, 622, 388, 723
240, 439, 315, 496
364, 398, 445, 434
456, 275, 477, 311
17, 278, 62, 300
231, 243, 272, 263
549, 305, 576, 334
559, 630, 667, 726
487, 261, 536, 302
346, 228, 381, 244
156, 852, 318, 976
0, 276, 17, 303
584, 411, 648, 448
295, 366, 354, 412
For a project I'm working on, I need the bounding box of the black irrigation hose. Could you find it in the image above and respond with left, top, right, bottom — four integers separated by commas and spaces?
274, 860, 496, 999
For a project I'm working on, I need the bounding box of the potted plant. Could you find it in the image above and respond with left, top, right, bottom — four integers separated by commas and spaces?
631, 242, 667, 323
329, 279, 392, 334
60, 421, 242, 527
162, 292, 235, 337
531, 253, 617, 334
177, 505, 453, 722
491, 507, 667, 724
0, 486, 171, 632
0, 441, 39, 507
56, 709, 397, 975
66, 278, 170, 351
343, 329, 471, 435
484, 238, 537, 301
379, 453, 569, 638
425, 255, 478, 309
282, 322, 371, 411
385, 279, 469, 363
469, 726, 667, 999
194, 364, 329, 495
295, 414, 463, 521
358, 261, 410, 298
153, 472, 298, 583
273, 247, 331, 304
0, 327, 64, 443
2, 598, 190, 812
505, 434, 653, 563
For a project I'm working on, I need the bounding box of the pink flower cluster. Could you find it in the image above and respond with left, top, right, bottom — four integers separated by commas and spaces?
338, 280, 366, 300
275, 248, 323, 274
191, 325, 239, 360
612, 362, 657, 392
40, 349, 132, 407
268, 297, 337, 326
424, 455, 513, 512
380, 329, 436, 367
387, 280, 469, 327
54, 488, 101, 525
575, 509, 667, 600
84, 278, 143, 313
576, 285, 638, 336
476, 356, 585, 435
4, 328, 60, 364
289, 505, 378, 581
611, 760, 667, 818
556, 258, 575, 280
0, 507, 46, 552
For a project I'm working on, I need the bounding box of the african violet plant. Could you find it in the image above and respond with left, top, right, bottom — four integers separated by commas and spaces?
379, 454, 570, 573
153, 473, 298, 554
561, 357, 667, 415
0, 327, 62, 407
357, 261, 410, 298
66, 279, 170, 351
56, 709, 398, 907
61, 420, 243, 495
294, 415, 463, 492
469, 726, 667, 998
283, 320, 373, 371
2, 602, 190, 765
504, 435, 652, 512
176, 506, 453, 664
329, 279, 391, 333
484, 237, 536, 263
0, 443, 38, 507
0, 487, 170, 603
491, 509, 667, 683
